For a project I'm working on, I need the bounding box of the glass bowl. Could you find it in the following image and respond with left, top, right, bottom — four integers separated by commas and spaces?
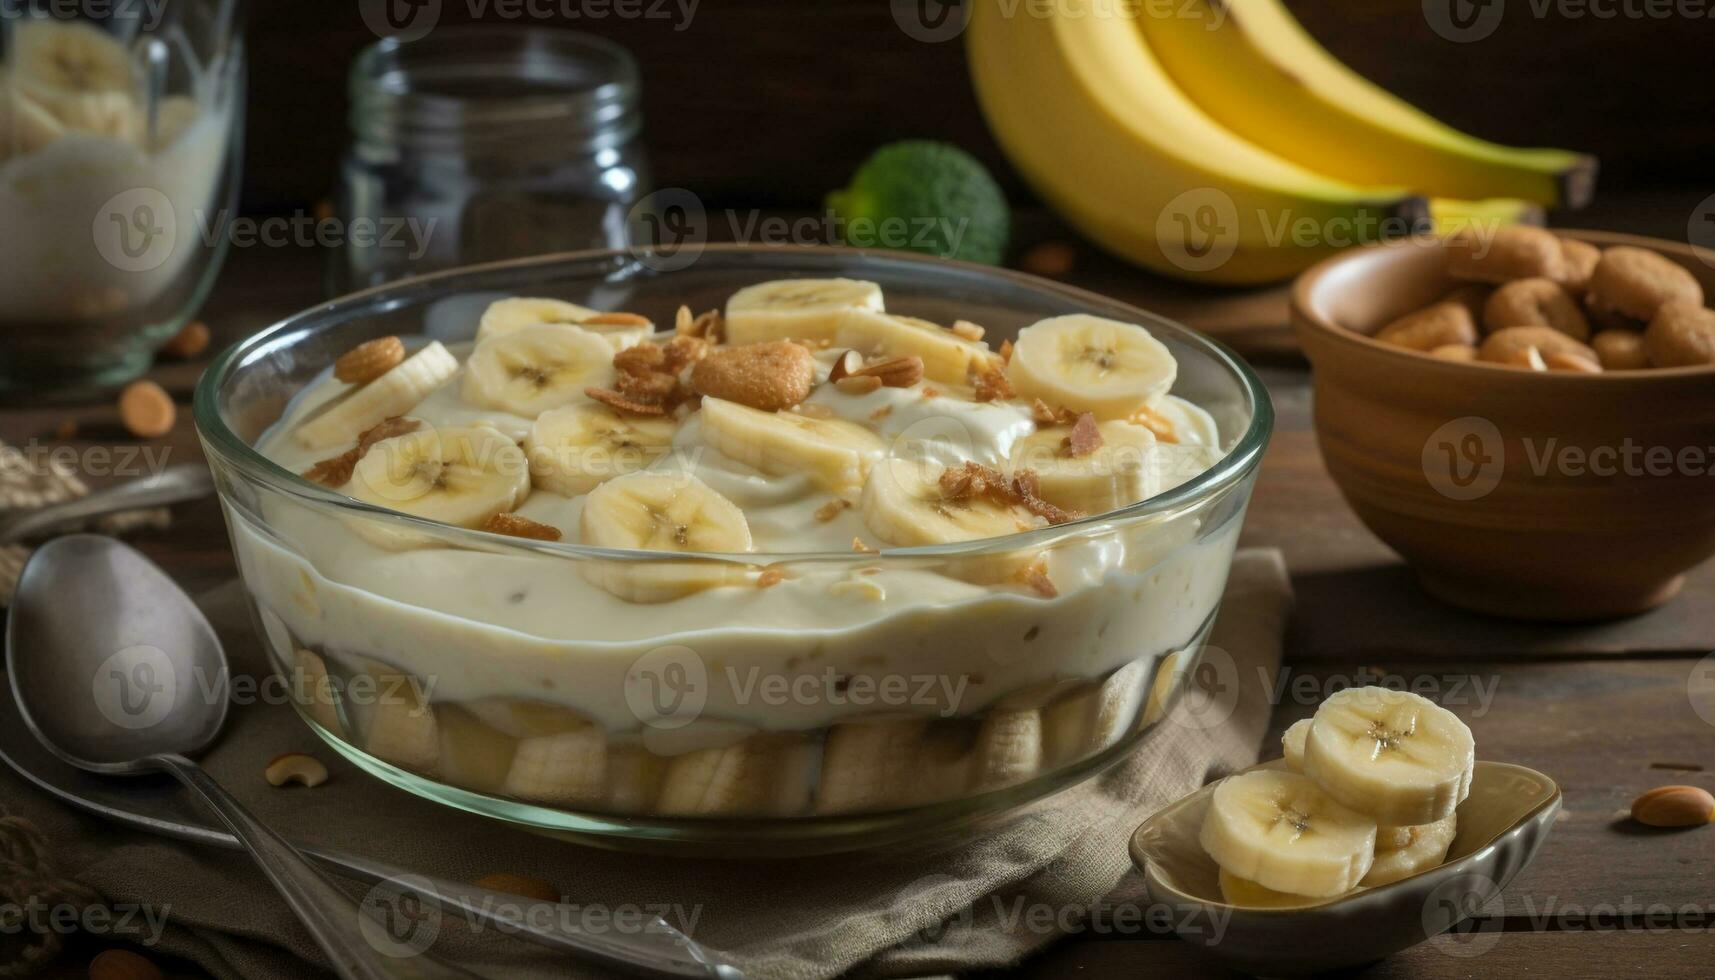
194, 245, 1273, 854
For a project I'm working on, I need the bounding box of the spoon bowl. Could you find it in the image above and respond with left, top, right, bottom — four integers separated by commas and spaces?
6, 534, 229, 774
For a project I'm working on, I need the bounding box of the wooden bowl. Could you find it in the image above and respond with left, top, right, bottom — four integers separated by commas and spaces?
1291, 231, 1715, 620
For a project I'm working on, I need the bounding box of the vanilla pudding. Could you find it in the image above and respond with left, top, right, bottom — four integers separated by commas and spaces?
226, 280, 1247, 820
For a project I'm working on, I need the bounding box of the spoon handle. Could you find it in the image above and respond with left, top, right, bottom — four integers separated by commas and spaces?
0, 464, 216, 545
151, 753, 485, 980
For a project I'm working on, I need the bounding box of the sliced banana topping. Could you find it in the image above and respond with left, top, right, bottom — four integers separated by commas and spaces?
699, 397, 885, 495
1362, 814, 1458, 887
1281, 718, 1311, 772
476, 297, 601, 342
1007, 419, 1159, 514
525, 403, 677, 495
461, 324, 617, 419
1199, 769, 1377, 898
579, 471, 753, 602
724, 278, 884, 345
860, 458, 1042, 548
293, 341, 459, 451
345, 425, 530, 529
1218, 868, 1327, 909
1302, 688, 1476, 827
834, 310, 992, 384
1007, 315, 1177, 419
9, 19, 140, 141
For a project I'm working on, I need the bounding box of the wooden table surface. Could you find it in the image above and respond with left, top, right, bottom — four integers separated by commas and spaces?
7, 198, 1712, 978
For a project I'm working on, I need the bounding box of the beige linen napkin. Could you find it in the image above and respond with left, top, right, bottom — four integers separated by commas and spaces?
0, 549, 1290, 979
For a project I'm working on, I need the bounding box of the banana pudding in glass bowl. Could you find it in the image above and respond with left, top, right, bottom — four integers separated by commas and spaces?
195, 246, 1271, 852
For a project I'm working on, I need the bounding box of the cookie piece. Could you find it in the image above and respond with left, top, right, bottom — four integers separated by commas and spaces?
1482, 278, 1590, 341
1557, 238, 1602, 296
1644, 302, 1715, 367
1587, 246, 1703, 322
1479, 326, 1599, 372
1590, 330, 1651, 370
689, 340, 816, 411
1374, 301, 1478, 352
1447, 226, 1565, 284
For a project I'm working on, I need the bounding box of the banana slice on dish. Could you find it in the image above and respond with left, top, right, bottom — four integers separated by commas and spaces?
434, 704, 519, 796
461, 324, 617, 418
1006, 315, 1177, 419
860, 457, 1042, 549
1363, 814, 1459, 887
1281, 718, 1311, 772
834, 310, 991, 384
525, 403, 677, 495
293, 341, 459, 451
359, 665, 441, 778
974, 708, 1044, 790
477, 297, 649, 351
698, 397, 884, 495
814, 719, 931, 814
724, 278, 884, 345
1219, 869, 1328, 908
1007, 419, 1159, 515
503, 726, 609, 807
1041, 658, 1150, 767
578, 471, 753, 602
1302, 687, 1476, 827
655, 735, 814, 816
345, 424, 530, 528
1199, 769, 1378, 898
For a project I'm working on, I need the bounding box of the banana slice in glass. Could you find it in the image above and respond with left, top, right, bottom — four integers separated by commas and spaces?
578, 471, 753, 602
1302, 687, 1476, 826
698, 397, 884, 495
1008, 419, 1160, 515
1199, 769, 1377, 898
525, 403, 677, 495
9, 19, 140, 140
345, 424, 530, 529
834, 310, 990, 384
1006, 315, 1177, 419
724, 278, 884, 345
461, 324, 617, 418
293, 341, 459, 451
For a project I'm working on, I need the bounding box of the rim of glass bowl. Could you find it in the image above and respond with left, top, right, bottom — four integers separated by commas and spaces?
193, 244, 1274, 565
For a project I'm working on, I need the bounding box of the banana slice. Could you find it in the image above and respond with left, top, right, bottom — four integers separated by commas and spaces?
1219, 869, 1328, 909
10, 19, 139, 140
1006, 315, 1177, 419
461, 324, 617, 419
294, 342, 459, 451
699, 397, 884, 495
724, 278, 884, 345
603, 744, 667, 813
860, 457, 1041, 549
1199, 769, 1377, 898
1281, 719, 1311, 772
503, 727, 608, 806
655, 735, 814, 816
1008, 420, 1159, 515
1364, 814, 1458, 887
974, 709, 1043, 790
291, 648, 345, 737
345, 425, 530, 529
1302, 688, 1476, 827
578, 471, 752, 602
1041, 658, 1150, 767
525, 404, 677, 495
435, 704, 519, 796
149, 95, 201, 151
360, 667, 441, 778
477, 297, 600, 340
834, 310, 991, 384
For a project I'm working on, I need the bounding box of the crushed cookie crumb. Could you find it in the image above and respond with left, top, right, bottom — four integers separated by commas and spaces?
1031, 399, 1077, 427
970, 359, 1015, 403
1131, 404, 1179, 444
1065, 413, 1102, 458
482, 513, 563, 541
998, 338, 1014, 365
303, 417, 420, 487
1018, 561, 1058, 598
662, 335, 708, 372
583, 312, 652, 328
921, 386, 940, 399
868, 404, 894, 421
756, 566, 786, 588
815, 499, 852, 522
852, 537, 877, 554
613, 343, 667, 376
587, 386, 668, 416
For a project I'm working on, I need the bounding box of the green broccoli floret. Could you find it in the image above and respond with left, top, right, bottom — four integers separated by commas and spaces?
826, 141, 1010, 265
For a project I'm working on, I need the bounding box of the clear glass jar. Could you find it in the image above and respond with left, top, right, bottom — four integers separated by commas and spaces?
0, 0, 244, 396
333, 27, 649, 295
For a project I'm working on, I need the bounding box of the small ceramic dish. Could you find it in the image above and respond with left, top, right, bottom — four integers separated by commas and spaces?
1130, 759, 1560, 976
1291, 230, 1715, 620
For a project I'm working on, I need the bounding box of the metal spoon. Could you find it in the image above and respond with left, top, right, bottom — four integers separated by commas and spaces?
6, 535, 481, 979
0, 464, 215, 546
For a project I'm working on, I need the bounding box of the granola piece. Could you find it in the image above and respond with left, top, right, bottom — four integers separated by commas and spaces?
482, 513, 563, 541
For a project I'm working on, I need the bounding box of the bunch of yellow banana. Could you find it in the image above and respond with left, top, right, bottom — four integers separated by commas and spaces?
966, 0, 1594, 284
